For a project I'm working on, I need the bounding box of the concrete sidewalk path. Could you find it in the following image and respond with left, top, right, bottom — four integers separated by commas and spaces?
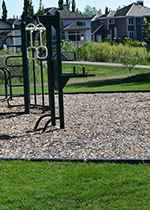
62, 61, 150, 69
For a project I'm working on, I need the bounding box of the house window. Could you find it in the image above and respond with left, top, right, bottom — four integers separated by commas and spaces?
128, 31, 134, 39
128, 17, 134, 25
61, 32, 65, 39
68, 32, 76, 41
68, 31, 85, 41
77, 21, 86, 26
108, 18, 114, 24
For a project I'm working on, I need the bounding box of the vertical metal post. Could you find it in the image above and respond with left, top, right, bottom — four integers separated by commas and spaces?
46, 18, 56, 125
56, 11, 65, 129
21, 21, 30, 114
83, 66, 85, 74
73, 66, 76, 74
4, 71, 7, 98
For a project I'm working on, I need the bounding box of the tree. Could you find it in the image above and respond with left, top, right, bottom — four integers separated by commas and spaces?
37, 0, 44, 15
116, 5, 126, 11
75, 8, 82, 14
72, 0, 76, 12
21, 0, 34, 21
116, 6, 122, 11
83, 5, 102, 16
58, 0, 63, 9
2, 0, 7, 21
143, 17, 150, 43
121, 52, 145, 73
105, 7, 109, 14
66, 0, 70, 11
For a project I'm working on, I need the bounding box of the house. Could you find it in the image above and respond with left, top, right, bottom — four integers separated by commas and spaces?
0, 18, 21, 49
35, 4, 92, 45
91, 1, 150, 42
0, 19, 12, 49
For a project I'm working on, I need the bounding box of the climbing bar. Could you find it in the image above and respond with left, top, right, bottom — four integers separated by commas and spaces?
5, 56, 23, 67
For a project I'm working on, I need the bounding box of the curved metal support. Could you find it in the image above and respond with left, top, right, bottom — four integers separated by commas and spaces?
4, 35, 22, 48
7, 94, 24, 107
0, 67, 12, 99
0, 68, 7, 98
0, 28, 20, 58
6, 75, 23, 87
5, 55, 23, 67
34, 114, 52, 130
42, 117, 60, 133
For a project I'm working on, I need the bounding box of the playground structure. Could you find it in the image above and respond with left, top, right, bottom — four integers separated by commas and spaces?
0, 11, 94, 132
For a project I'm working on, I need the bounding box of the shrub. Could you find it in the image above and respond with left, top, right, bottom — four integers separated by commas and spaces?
61, 40, 75, 52
122, 37, 147, 48
78, 41, 150, 63
121, 52, 145, 73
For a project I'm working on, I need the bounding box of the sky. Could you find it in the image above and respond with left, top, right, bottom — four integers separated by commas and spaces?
1, 0, 150, 18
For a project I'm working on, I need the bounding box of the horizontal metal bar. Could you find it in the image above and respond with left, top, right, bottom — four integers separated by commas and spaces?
25, 14, 56, 21
0, 158, 149, 164
0, 28, 21, 31
6, 44, 22, 48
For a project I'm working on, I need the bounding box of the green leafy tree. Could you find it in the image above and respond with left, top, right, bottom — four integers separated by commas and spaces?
143, 17, 150, 43
121, 52, 145, 73
21, 0, 34, 21
117, 5, 126, 11
75, 8, 82, 14
58, 0, 63, 9
72, 0, 76, 12
66, 0, 70, 11
37, 0, 44, 15
2, 0, 7, 21
83, 5, 102, 16
123, 37, 147, 47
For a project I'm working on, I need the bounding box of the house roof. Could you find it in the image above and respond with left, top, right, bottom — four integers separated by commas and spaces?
61, 24, 89, 32
0, 18, 12, 26
8, 18, 21, 27
114, 3, 150, 17
99, 2, 150, 19
35, 7, 92, 20
91, 14, 102, 22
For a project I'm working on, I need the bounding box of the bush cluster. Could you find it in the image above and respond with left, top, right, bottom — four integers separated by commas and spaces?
78, 40, 150, 63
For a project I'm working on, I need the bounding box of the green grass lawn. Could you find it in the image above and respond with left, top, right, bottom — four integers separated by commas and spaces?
0, 64, 150, 96
0, 161, 150, 210
62, 63, 150, 78
1, 72, 150, 95
64, 73, 150, 92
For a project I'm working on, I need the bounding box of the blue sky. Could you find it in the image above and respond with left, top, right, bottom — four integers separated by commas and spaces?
1, 0, 150, 18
